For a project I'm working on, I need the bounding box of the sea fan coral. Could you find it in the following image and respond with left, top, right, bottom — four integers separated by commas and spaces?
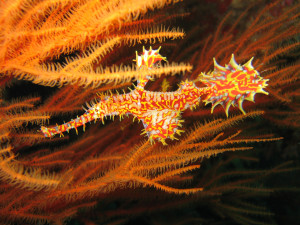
0, 0, 299, 224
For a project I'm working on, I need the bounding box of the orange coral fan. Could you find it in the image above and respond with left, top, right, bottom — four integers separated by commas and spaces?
0, 0, 186, 87
0, 0, 299, 224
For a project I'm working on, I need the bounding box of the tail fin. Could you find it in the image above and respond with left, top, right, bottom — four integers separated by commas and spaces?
200, 55, 269, 117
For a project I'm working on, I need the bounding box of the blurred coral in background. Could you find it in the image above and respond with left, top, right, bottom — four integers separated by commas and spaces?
0, 0, 299, 224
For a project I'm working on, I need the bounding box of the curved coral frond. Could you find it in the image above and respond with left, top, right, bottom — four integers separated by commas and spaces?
0, 1, 298, 224
0, 0, 185, 88
0, 146, 60, 191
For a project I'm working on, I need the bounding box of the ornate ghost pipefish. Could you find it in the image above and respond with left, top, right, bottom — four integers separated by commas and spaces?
41, 47, 269, 145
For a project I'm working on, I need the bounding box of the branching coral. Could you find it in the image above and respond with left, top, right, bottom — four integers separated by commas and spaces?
0, 0, 186, 87
0, 0, 299, 224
